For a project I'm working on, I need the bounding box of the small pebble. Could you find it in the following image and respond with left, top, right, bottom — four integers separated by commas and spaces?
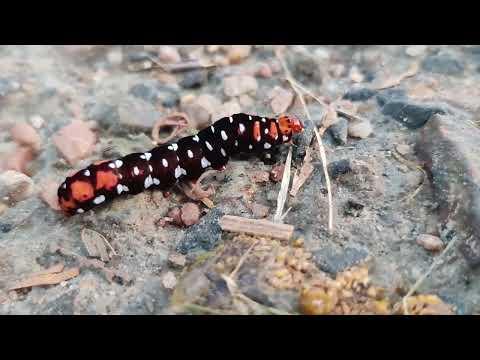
10, 122, 42, 153
180, 70, 207, 89
255, 63, 273, 78
249, 171, 270, 183
348, 121, 373, 139
251, 203, 269, 218
3, 146, 35, 174
52, 120, 96, 165
224, 75, 258, 97
406, 45, 427, 57
162, 271, 178, 289
395, 144, 411, 155
158, 46, 181, 63
328, 117, 348, 145
180, 202, 200, 226
227, 45, 251, 64
270, 165, 285, 182
0, 170, 35, 205
269, 86, 294, 115
30, 115, 45, 129
417, 234, 444, 252
168, 253, 187, 268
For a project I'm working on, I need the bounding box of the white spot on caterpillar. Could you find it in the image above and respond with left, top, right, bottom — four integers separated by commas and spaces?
140, 154, 146, 159
239, 123, 245, 134
264, 128, 269, 134
264, 143, 272, 149
133, 167, 140, 176
162, 159, 168, 167
144, 152, 152, 161
116, 184, 124, 195
174, 166, 182, 178
77, 208, 84, 214
62, 183, 67, 189
149, 165, 153, 172
274, 134, 278, 140
211, 126, 215, 133
181, 168, 187, 175
262, 117, 266, 123
168, 143, 178, 151
221, 148, 227, 157
205, 141, 213, 151
115, 160, 123, 168
256, 135, 261, 142
187, 150, 194, 158
119, 174, 123, 179
234, 140, 238, 147
93, 195, 106, 205
176, 156, 180, 162
248, 115, 252, 121
193, 135, 200, 142
144, 175, 153, 189
84, 170, 90, 176
201, 157, 211, 168
283, 135, 289, 142
153, 178, 160, 185
221, 130, 228, 141
265, 153, 271, 159
123, 185, 129, 192
249, 144, 253, 150
108, 162, 116, 169
229, 116, 233, 123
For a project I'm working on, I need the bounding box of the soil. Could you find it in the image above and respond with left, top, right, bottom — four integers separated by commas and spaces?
1, 45, 479, 315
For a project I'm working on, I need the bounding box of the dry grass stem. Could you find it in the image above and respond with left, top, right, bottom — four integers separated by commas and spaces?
273, 146, 293, 223
219, 215, 294, 241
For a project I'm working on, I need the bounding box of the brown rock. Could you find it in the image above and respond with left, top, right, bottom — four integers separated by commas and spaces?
227, 45, 251, 64
417, 234, 444, 252
270, 164, 285, 182
180, 202, 200, 226
0, 170, 35, 205
270, 86, 294, 115
2, 146, 35, 174
251, 203, 269, 218
39, 179, 61, 211
167, 207, 183, 226
10, 122, 42, 152
255, 63, 273, 78
249, 170, 270, 183
224, 75, 258, 97
52, 120, 96, 166
158, 46, 181, 63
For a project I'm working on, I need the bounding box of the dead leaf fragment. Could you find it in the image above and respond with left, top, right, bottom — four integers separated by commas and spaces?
9, 267, 79, 290
81, 228, 110, 262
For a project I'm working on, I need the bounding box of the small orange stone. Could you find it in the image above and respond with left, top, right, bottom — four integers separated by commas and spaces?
95, 170, 118, 191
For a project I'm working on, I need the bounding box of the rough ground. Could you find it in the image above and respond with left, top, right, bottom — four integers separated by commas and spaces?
0, 45, 479, 315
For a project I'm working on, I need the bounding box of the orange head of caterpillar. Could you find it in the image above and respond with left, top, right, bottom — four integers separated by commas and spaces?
277, 114, 304, 135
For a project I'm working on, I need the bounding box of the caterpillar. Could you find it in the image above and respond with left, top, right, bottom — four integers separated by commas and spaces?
58, 113, 304, 216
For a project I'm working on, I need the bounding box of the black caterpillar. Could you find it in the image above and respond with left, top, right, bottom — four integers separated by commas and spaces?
58, 113, 304, 215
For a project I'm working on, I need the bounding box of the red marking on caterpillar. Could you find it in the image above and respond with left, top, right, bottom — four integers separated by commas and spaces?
58, 113, 304, 215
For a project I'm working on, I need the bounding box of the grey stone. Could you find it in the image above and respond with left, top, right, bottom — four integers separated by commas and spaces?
129, 83, 159, 104
176, 208, 224, 254
380, 99, 445, 129
416, 114, 480, 267
85, 102, 120, 131
312, 245, 370, 274
422, 53, 465, 76
328, 117, 349, 145
343, 87, 377, 102
180, 70, 207, 89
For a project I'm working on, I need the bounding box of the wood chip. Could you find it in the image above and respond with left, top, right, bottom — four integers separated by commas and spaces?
9, 267, 79, 290
219, 215, 294, 241
290, 146, 314, 197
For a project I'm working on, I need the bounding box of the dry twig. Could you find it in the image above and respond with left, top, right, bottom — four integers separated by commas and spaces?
219, 215, 294, 241
9, 265, 79, 291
